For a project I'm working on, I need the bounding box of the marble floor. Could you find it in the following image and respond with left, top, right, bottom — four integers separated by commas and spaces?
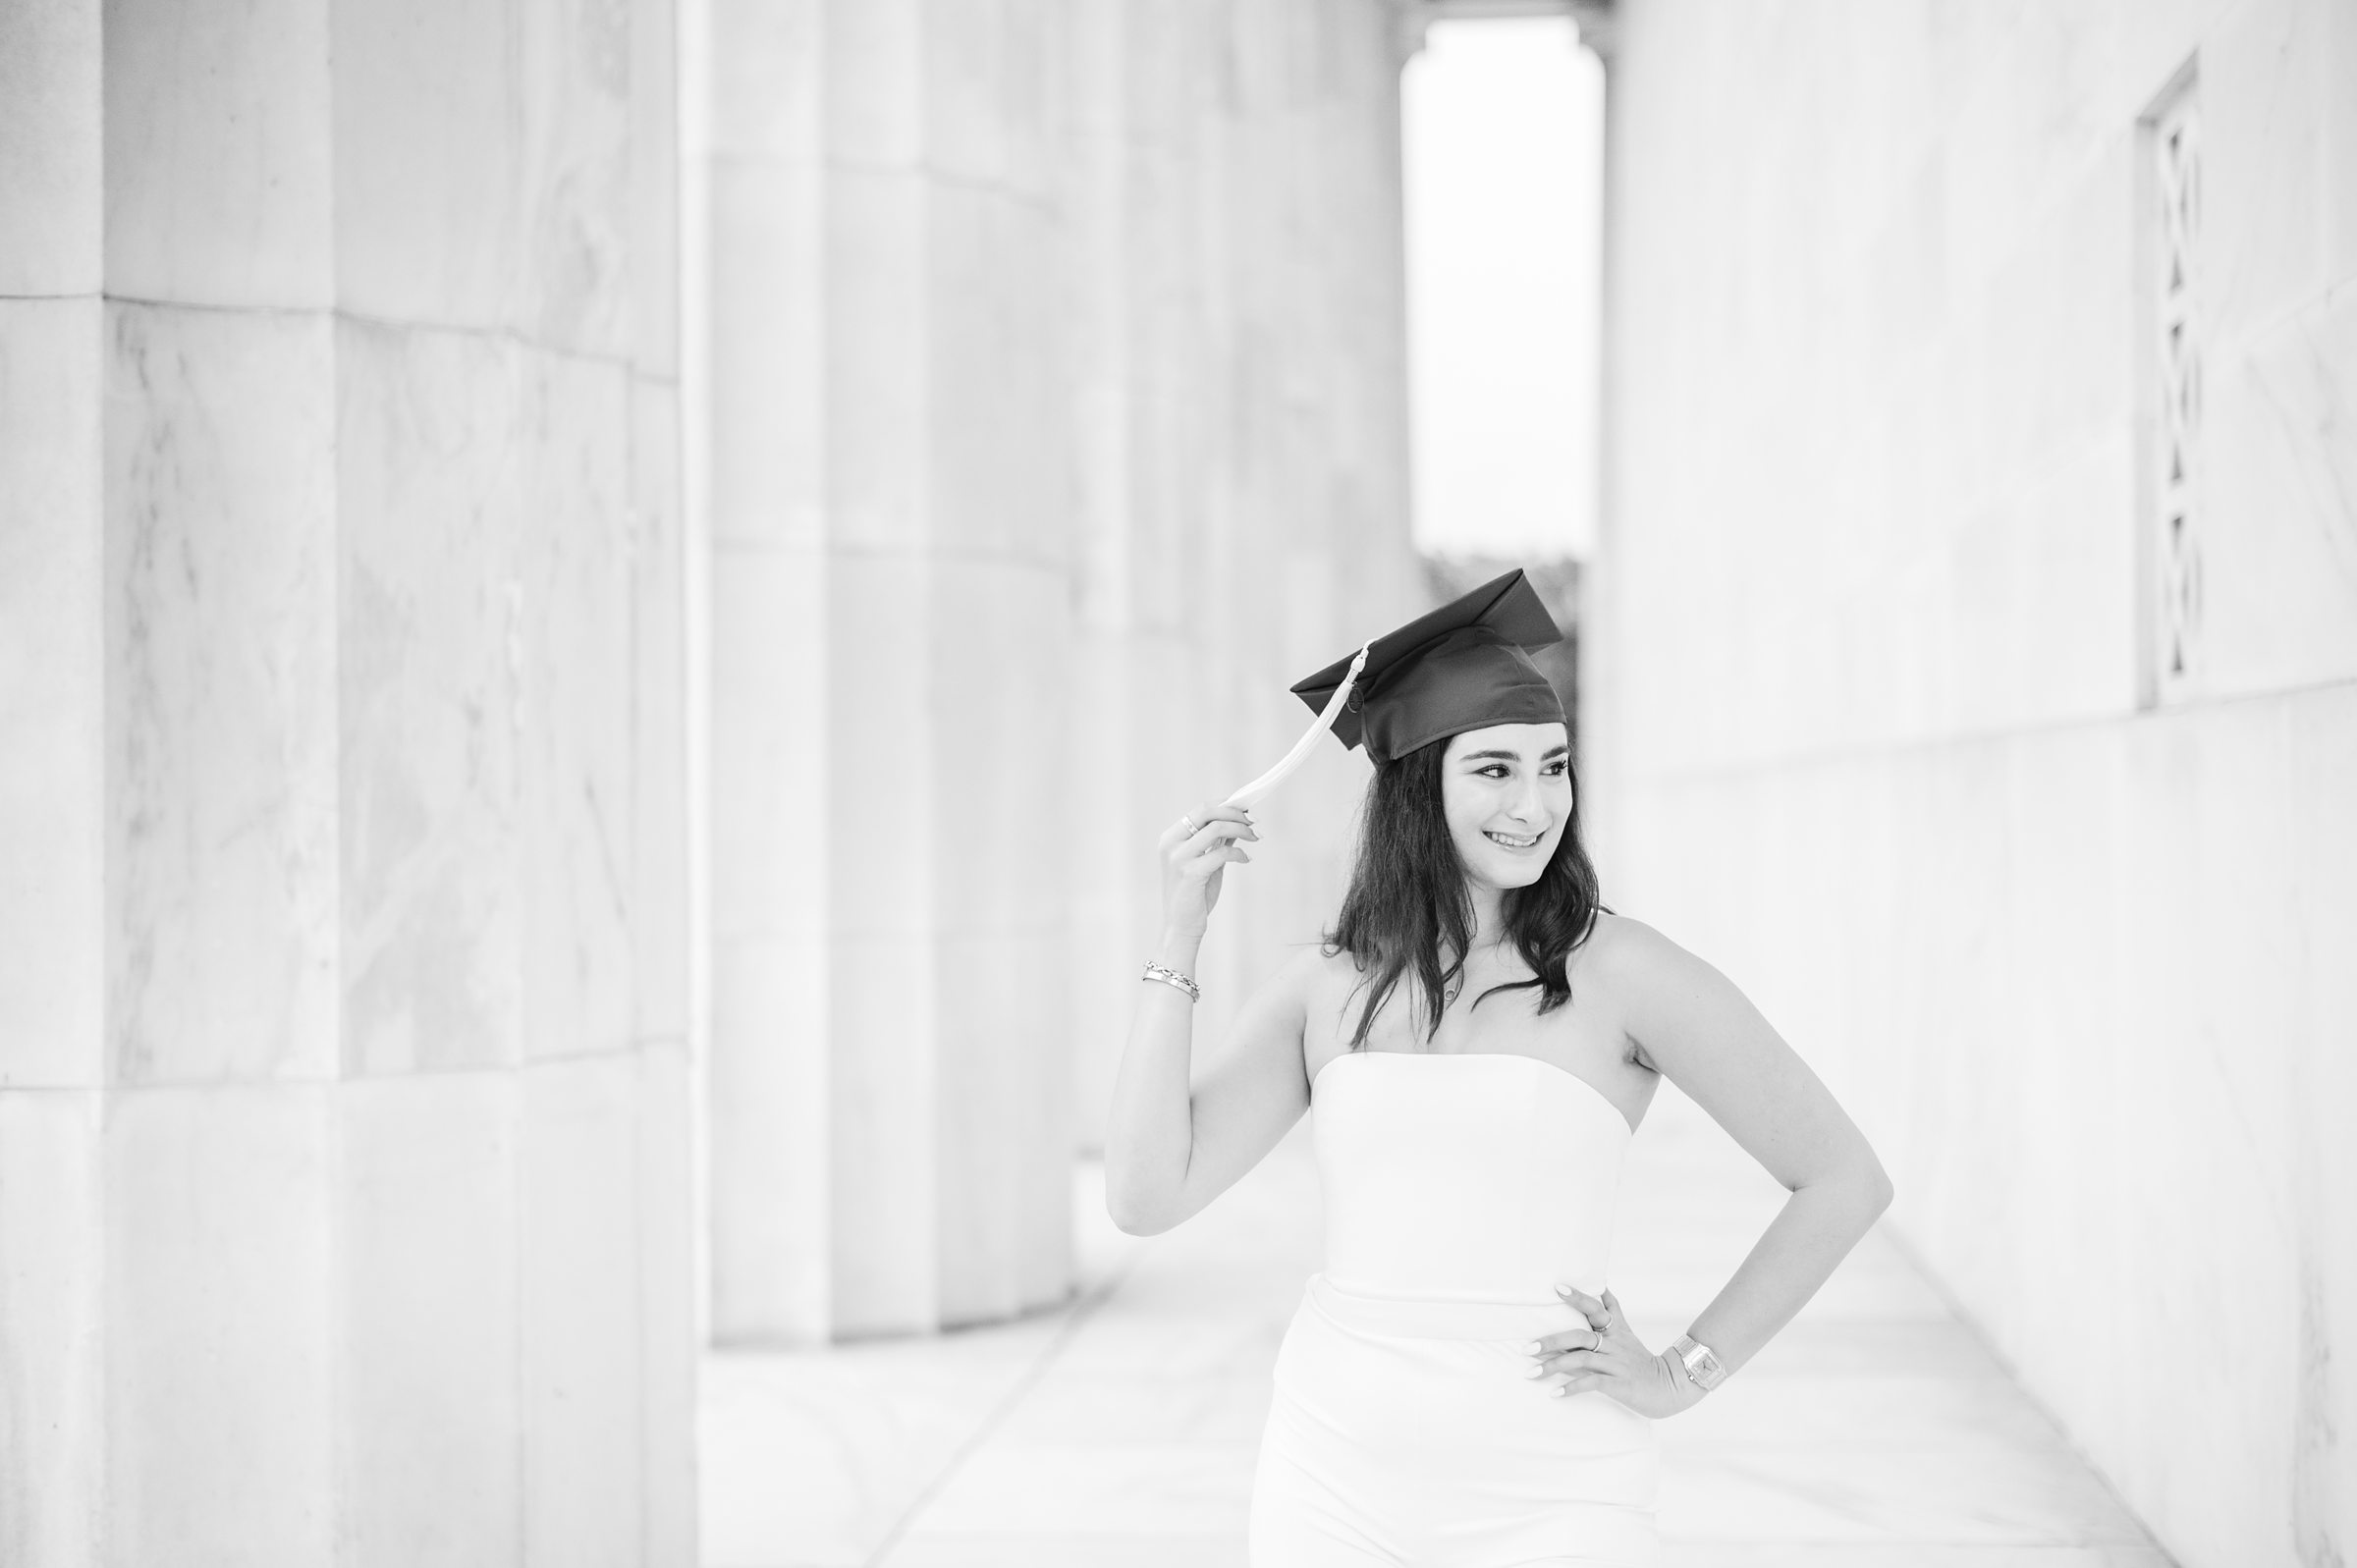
701, 1088, 2177, 1567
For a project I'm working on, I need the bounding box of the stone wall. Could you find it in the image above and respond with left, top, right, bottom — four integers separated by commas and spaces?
696, 0, 1427, 1346
0, 0, 693, 1561
1591, 3, 2356, 1564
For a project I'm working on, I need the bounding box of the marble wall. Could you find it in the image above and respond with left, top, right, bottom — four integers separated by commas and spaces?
1591, 3, 2357, 1565
696, 0, 1427, 1346
0, 0, 693, 1562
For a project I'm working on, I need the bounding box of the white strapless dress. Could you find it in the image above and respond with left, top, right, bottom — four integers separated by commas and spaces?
1248, 1050, 1661, 1566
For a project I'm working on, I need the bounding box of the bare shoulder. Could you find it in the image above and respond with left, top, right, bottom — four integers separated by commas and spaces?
1577, 911, 1720, 1040
1232, 944, 1334, 1088
1283, 942, 1356, 1017
1251, 942, 1339, 1020
1288, 942, 1376, 1044
1284, 943, 1334, 997
1577, 909, 1695, 989
1581, 911, 1796, 1085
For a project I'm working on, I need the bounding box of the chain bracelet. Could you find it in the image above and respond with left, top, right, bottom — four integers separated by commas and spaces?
1140, 960, 1200, 1001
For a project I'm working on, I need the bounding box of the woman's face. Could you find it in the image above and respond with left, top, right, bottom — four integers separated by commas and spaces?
1441, 722, 1571, 890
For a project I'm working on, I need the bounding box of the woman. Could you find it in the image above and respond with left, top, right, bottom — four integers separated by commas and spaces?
1103, 568, 1894, 1567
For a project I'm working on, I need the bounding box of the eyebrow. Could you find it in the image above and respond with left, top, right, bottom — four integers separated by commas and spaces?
1459, 745, 1569, 763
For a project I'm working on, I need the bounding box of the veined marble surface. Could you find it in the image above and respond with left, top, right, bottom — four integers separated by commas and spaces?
700, 1089, 2171, 1567
696, 0, 1431, 1346
105, 300, 340, 1086
1, 0, 693, 1556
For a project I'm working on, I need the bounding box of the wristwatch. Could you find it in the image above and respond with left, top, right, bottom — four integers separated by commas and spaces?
1669, 1333, 1727, 1392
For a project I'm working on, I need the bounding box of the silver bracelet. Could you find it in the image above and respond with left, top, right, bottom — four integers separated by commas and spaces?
1140, 960, 1200, 1001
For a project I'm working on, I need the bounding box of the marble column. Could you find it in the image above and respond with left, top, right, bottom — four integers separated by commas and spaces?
0, 0, 693, 1562
0, 12, 106, 1563
1060, 1, 1431, 1158
701, 0, 1078, 1344
698, 0, 1427, 1345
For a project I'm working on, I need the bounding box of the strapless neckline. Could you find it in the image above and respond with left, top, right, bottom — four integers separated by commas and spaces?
1309, 1049, 1637, 1138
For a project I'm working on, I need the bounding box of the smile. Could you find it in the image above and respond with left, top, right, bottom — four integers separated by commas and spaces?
1484, 831, 1542, 848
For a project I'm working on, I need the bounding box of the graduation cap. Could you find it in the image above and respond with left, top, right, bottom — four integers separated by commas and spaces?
1287, 567, 1566, 766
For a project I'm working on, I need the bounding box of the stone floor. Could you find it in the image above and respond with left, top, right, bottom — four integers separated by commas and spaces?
701, 1087, 2177, 1567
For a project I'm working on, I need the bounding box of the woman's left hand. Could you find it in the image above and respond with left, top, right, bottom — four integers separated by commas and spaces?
1524, 1284, 1703, 1419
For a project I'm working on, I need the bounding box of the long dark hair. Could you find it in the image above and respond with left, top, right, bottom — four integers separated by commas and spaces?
1319, 731, 1609, 1051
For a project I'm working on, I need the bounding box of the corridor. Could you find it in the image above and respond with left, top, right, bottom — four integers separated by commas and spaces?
702, 1085, 2174, 1567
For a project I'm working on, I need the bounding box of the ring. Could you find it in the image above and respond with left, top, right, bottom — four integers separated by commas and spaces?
1595, 1305, 1614, 1336
1180, 814, 1198, 835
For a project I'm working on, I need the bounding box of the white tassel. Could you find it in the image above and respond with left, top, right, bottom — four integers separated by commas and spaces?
1223, 643, 1373, 811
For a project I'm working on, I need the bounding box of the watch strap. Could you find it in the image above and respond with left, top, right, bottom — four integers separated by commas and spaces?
1670, 1332, 1728, 1392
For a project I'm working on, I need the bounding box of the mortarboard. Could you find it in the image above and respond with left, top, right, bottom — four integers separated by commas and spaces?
1287, 568, 1566, 766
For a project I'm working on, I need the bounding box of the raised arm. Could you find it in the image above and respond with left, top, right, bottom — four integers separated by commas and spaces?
1104, 936, 1316, 1236
1102, 798, 1319, 1234
1614, 914, 1893, 1381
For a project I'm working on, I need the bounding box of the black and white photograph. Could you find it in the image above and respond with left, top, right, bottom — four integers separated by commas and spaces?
1, 1, 2350, 1565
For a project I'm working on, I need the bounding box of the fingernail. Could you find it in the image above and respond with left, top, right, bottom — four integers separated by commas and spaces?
1549, 1386, 1566, 1398
1554, 1283, 1570, 1294
1523, 1365, 1543, 1378
1524, 1341, 1541, 1353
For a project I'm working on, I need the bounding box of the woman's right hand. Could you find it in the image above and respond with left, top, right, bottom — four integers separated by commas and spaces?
1159, 801, 1259, 935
